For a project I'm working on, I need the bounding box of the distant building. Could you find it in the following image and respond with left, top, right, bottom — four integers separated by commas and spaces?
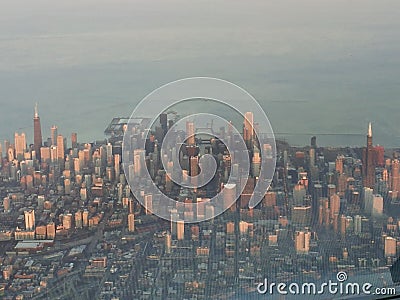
165, 232, 172, 254
391, 159, 400, 196
46, 222, 56, 239
295, 231, 311, 254
243, 112, 254, 143
144, 194, 153, 215
362, 123, 376, 188
374, 145, 385, 167
50, 125, 58, 146
24, 210, 35, 231
363, 187, 374, 214
186, 121, 195, 145
57, 134, 65, 161
62, 213, 73, 230
177, 220, 185, 240
329, 194, 341, 220
33, 103, 42, 159
14, 132, 26, 160
335, 155, 344, 174
263, 191, 276, 207
128, 213, 135, 232
223, 183, 236, 210
71, 132, 78, 148
385, 236, 397, 257
75, 210, 83, 229
354, 215, 362, 234
372, 194, 384, 216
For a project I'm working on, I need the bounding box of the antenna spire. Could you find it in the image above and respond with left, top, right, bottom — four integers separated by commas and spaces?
368, 122, 372, 137
34, 102, 38, 118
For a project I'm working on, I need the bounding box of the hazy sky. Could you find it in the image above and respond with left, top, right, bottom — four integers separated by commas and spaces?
1, 0, 400, 146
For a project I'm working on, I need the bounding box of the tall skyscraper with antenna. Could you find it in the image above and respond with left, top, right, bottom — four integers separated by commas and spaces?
33, 103, 43, 160
362, 122, 376, 189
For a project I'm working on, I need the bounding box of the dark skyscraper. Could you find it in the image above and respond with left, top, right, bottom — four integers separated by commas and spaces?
160, 113, 167, 131
33, 103, 42, 159
311, 136, 317, 148
362, 122, 375, 189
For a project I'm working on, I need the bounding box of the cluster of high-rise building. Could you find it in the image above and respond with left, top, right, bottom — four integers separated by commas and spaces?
1, 105, 400, 299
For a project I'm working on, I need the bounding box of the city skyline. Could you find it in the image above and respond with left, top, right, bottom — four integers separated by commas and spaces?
1, 102, 397, 152
1, 105, 400, 298
1, 1, 400, 298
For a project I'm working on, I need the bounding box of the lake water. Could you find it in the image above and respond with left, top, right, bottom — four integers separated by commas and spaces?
1, 0, 400, 148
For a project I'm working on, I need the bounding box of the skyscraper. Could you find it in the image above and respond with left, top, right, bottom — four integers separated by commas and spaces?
71, 132, 78, 149
160, 113, 168, 132
335, 155, 344, 174
33, 103, 42, 159
223, 183, 236, 210
177, 220, 185, 240
82, 210, 89, 227
372, 194, 384, 216
46, 222, 56, 239
295, 231, 311, 254
311, 136, 317, 148
144, 194, 153, 215
133, 149, 145, 176
51, 125, 58, 146
40, 147, 51, 163
363, 187, 374, 214
385, 236, 397, 257
24, 209, 35, 231
391, 159, 400, 196
165, 232, 172, 254
7, 146, 14, 162
243, 111, 254, 143
190, 156, 199, 187
57, 134, 65, 161
75, 210, 83, 229
186, 121, 195, 145
4, 140, 10, 155
354, 215, 362, 234
14, 133, 26, 160
362, 123, 376, 188
329, 194, 341, 220
128, 213, 135, 232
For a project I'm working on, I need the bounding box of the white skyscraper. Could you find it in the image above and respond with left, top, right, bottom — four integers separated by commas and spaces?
14, 132, 26, 160
363, 187, 374, 214
24, 210, 35, 230
177, 220, 185, 240
372, 194, 384, 216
